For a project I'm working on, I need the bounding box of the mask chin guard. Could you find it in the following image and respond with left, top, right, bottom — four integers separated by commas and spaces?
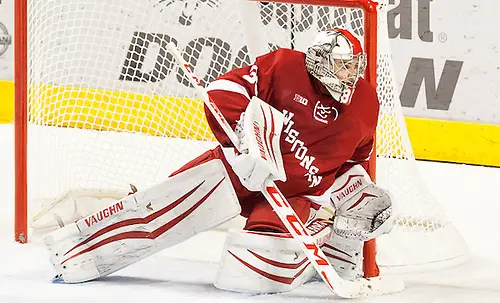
320, 76, 355, 105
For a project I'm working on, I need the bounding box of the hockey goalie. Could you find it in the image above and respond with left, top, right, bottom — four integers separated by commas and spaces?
42, 27, 398, 294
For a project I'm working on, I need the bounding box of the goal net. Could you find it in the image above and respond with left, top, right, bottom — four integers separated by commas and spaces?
15, 0, 467, 273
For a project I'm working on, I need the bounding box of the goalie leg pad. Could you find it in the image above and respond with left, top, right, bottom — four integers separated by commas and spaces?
30, 188, 130, 234
321, 233, 364, 281
214, 219, 332, 294
214, 230, 315, 294
45, 159, 241, 283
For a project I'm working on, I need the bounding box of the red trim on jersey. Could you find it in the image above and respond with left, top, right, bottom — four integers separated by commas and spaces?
310, 201, 322, 210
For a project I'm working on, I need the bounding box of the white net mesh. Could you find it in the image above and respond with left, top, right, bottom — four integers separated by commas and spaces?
25, 0, 467, 271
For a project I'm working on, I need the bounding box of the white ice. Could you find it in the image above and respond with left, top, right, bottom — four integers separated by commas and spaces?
1, 124, 500, 303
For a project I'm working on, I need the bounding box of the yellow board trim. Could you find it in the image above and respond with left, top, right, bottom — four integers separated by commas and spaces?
27, 83, 214, 140
406, 117, 500, 167
1, 80, 499, 166
0, 81, 14, 122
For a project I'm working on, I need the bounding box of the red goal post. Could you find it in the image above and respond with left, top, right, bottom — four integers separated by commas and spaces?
14, 0, 28, 244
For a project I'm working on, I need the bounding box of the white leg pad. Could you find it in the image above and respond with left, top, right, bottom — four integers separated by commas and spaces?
30, 188, 130, 234
321, 233, 364, 281
214, 220, 332, 294
214, 230, 316, 293
45, 159, 241, 283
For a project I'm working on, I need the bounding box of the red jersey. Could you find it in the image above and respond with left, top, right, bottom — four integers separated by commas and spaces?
205, 48, 379, 199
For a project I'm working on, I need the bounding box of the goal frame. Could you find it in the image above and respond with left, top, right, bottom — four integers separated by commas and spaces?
13, 0, 380, 275
14, 0, 28, 244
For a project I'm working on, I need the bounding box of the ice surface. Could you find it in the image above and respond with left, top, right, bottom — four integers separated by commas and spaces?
1, 124, 500, 303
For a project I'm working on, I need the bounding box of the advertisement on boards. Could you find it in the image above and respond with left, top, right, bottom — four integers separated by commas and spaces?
0, 0, 12, 81
0, 0, 498, 125
388, 0, 500, 124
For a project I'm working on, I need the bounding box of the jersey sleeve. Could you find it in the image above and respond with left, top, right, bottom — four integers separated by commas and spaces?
351, 136, 375, 163
204, 50, 282, 147
337, 79, 379, 177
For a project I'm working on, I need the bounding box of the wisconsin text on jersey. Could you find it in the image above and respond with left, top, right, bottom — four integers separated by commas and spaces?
282, 110, 322, 188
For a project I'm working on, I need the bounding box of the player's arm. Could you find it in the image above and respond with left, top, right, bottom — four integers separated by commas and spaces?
205, 51, 287, 191
347, 78, 380, 175
328, 106, 391, 241
204, 53, 273, 147
205, 70, 255, 147
305, 114, 389, 280
222, 96, 287, 191
337, 135, 374, 175
305, 163, 394, 280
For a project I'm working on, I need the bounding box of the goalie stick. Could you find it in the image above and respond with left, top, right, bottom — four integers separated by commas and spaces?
166, 42, 403, 298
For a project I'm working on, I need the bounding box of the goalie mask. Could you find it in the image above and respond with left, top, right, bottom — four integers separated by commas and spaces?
305, 28, 367, 105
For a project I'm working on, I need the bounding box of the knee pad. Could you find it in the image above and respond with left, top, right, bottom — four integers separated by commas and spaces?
321, 233, 364, 281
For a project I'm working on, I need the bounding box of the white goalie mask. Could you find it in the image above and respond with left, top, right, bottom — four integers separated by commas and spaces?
305, 28, 367, 105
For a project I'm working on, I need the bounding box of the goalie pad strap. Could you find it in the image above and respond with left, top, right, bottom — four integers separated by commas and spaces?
45, 159, 241, 283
